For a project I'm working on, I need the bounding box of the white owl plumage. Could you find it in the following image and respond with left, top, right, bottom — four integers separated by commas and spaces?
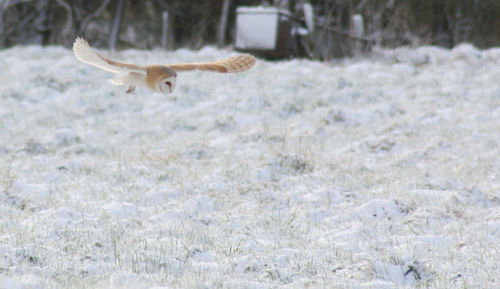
72, 37, 256, 94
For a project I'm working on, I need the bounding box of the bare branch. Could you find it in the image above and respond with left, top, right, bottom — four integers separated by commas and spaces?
79, 0, 112, 34
3, 0, 34, 9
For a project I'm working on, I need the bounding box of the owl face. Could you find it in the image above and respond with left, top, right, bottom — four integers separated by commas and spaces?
144, 66, 177, 94
158, 76, 176, 94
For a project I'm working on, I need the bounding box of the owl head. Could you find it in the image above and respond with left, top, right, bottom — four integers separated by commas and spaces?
146, 66, 177, 94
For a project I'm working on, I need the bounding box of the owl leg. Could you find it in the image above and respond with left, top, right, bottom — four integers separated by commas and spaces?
126, 85, 136, 93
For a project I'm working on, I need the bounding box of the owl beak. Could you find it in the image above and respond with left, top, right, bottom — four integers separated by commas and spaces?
159, 81, 172, 94
168, 79, 176, 93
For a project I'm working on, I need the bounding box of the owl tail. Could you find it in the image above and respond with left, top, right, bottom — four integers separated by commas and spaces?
108, 72, 142, 86
108, 72, 145, 93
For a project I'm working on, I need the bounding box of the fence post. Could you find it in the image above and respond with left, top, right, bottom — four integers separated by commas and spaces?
351, 14, 364, 56
162, 11, 168, 49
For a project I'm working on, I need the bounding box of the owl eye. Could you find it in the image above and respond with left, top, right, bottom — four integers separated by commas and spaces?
165, 81, 172, 89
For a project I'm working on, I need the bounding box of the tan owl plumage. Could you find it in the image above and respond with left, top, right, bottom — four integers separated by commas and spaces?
72, 37, 256, 94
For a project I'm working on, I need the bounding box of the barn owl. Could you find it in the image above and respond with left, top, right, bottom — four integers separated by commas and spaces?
72, 37, 256, 94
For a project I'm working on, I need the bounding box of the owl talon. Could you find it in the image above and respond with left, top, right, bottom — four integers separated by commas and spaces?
126, 85, 136, 93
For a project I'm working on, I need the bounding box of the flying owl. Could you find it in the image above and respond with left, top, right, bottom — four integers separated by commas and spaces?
72, 37, 256, 94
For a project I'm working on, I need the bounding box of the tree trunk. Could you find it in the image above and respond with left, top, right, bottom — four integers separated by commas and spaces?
110, 0, 125, 50
36, 0, 52, 45
55, 0, 73, 43
217, 0, 230, 48
0, 0, 4, 47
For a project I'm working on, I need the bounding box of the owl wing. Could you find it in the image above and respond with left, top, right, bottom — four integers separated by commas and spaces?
73, 37, 146, 74
167, 54, 256, 73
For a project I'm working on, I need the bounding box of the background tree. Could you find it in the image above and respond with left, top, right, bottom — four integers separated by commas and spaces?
1, 0, 499, 55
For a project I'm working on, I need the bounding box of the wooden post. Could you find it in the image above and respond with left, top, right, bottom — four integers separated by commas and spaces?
351, 14, 364, 56
161, 11, 168, 49
352, 14, 364, 39
217, 0, 230, 48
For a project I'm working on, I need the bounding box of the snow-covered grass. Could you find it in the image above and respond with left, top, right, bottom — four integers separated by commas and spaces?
0, 43, 499, 288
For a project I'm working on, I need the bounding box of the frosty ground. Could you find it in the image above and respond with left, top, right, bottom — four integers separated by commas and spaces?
0, 43, 499, 288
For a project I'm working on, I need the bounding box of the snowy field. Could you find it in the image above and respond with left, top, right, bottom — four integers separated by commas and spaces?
0, 43, 499, 289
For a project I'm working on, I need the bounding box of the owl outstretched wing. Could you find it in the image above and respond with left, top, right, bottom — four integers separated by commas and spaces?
72, 37, 256, 94
73, 37, 146, 74
167, 54, 256, 73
